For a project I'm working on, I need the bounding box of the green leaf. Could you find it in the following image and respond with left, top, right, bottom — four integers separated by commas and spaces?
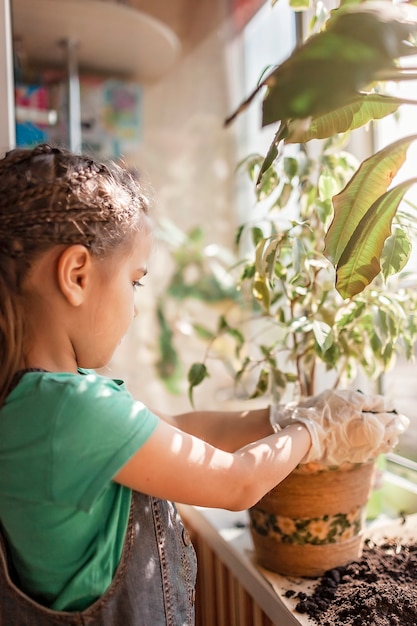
274, 182, 293, 209
235, 224, 245, 247
193, 324, 215, 341
241, 264, 255, 281
261, 3, 417, 124
283, 156, 299, 179
318, 167, 341, 202
188, 226, 204, 244
252, 227, 265, 247
262, 32, 372, 124
253, 276, 271, 311
225, 2, 417, 129
227, 327, 245, 351
381, 227, 412, 280
216, 316, 244, 350
238, 154, 264, 182
254, 238, 266, 274
289, 316, 313, 333
250, 368, 269, 399
235, 356, 251, 384
292, 238, 306, 275
271, 368, 287, 402
325, 135, 417, 266
256, 123, 288, 186
187, 363, 209, 406
289, 0, 310, 11
335, 179, 417, 298
321, 342, 340, 369
263, 236, 281, 280
335, 300, 367, 326
286, 94, 417, 144
188, 362, 208, 386
218, 315, 228, 332
256, 166, 279, 201
285, 372, 299, 383
312, 320, 333, 352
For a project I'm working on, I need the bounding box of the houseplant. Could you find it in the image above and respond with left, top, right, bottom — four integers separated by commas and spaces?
185, 0, 417, 405
156, 0, 417, 576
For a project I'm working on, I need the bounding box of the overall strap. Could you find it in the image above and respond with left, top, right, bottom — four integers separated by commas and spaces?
0, 493, 197, 626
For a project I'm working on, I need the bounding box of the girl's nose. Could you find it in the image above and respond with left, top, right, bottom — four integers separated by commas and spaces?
133, 303, 139, 318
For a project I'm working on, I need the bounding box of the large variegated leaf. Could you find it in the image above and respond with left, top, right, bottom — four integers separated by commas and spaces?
335, 179, 417, 298
324, 135, 417, 265
225, 2, 417, 128
261, 2, 417, 125
285, 94, 417, 143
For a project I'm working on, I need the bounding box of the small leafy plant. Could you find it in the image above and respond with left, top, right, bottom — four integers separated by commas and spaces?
158, 0, 417, 406
188, 139, 417, 402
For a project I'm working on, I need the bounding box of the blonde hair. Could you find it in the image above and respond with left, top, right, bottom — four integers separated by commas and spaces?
0, 143, 150, 405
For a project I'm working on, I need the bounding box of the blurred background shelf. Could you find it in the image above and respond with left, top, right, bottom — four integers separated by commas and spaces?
11, 0, 181, 80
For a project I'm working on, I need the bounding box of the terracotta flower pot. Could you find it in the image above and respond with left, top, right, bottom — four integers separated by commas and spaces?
249, 462, 375, 577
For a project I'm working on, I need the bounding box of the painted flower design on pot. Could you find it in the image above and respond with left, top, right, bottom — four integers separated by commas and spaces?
249, 506, 364, 545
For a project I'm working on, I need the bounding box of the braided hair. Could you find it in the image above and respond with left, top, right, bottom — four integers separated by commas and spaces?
0, 143, 150, 405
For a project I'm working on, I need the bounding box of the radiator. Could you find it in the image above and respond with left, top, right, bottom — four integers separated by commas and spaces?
191, 525, 275, 626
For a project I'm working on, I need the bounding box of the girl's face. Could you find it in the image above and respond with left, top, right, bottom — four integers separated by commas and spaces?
75, 226, 153, 370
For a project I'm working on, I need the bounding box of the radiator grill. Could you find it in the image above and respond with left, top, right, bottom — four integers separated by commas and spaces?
192, 529, 275, 626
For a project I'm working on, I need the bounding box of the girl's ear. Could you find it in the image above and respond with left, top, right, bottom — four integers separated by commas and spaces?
57, 245, 92, 306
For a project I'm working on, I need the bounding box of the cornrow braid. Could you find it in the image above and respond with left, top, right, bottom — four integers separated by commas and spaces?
0, 143, 149, 257
0, 143, 151, 405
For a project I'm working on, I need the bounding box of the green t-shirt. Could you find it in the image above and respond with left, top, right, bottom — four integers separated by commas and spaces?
0, 369, 159, 611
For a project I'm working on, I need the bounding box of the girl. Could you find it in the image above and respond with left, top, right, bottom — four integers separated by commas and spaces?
0, 144, 315, 625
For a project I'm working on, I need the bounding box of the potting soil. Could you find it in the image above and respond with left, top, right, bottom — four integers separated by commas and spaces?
285, 537, 417, 625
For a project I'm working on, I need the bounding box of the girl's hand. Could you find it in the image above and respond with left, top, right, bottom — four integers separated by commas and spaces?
270, 404, 326, 463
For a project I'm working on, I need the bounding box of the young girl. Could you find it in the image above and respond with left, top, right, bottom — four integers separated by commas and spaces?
0, 144, 315, 625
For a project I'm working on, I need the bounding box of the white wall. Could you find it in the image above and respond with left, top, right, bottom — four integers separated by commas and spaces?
108, 0, 243, 413
108, 1, 297, 414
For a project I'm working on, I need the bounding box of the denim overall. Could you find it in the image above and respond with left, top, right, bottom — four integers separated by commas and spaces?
0, 492, 197, 625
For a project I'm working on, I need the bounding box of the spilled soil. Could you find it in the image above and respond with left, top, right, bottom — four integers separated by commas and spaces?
285, 538, 417, 625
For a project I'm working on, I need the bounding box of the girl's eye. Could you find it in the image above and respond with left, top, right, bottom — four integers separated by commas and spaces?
132, 281, 144, 289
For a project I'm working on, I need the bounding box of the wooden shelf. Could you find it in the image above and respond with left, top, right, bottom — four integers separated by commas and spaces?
11, 0, 181, 81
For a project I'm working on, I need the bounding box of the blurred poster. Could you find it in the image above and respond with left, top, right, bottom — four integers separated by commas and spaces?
16, 73, 142, 159
81, 76, 142, 158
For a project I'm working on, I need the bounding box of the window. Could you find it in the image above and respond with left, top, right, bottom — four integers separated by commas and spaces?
374, 54, 417, 463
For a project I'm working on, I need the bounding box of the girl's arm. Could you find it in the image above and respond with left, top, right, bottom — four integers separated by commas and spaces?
160, 407, 273, 452
113, 420, 311, 511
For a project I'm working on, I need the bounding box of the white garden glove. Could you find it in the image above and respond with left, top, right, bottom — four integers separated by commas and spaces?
270, 403, 327, 464
270, 389, 410, 467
